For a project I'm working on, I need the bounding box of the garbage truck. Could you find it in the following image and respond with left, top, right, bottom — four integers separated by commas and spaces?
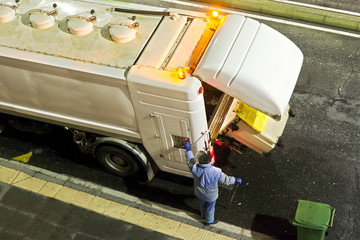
0, 0, 303, 180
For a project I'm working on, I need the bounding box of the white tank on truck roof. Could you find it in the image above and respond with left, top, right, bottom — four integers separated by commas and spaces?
0, 0, 163, 69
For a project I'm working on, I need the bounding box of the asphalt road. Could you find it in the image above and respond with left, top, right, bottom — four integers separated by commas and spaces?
0, 2, 359, 240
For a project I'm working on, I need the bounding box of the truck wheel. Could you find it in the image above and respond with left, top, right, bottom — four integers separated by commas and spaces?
96, 146, 140, 177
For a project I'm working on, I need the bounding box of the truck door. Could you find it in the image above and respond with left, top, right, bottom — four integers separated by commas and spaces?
152, 113, 191, 173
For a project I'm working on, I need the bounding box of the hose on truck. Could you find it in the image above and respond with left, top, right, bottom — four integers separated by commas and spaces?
113, 8, 172, 16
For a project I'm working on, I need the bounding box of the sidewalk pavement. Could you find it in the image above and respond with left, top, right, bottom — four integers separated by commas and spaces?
0, 158, 259, 240
0, 182, 179, 240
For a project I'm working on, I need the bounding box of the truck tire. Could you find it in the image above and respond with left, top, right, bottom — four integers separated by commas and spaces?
95, 146, 140, 177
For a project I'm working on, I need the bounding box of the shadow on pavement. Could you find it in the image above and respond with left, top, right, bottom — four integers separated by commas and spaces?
122, 173, 199, 214
251, 214, 297, 240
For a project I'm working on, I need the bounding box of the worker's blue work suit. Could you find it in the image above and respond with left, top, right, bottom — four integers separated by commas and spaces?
186, 149, 235, 224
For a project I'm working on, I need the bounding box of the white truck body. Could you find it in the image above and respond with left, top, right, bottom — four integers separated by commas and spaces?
0, 0, 303, 179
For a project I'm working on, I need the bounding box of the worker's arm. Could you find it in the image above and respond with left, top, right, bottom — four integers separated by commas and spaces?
218, 172, 236, 189
185, 141, 196, 169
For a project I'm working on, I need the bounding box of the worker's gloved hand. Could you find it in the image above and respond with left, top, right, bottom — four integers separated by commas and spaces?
184, 142, 191, 151
236, 178, 242, 184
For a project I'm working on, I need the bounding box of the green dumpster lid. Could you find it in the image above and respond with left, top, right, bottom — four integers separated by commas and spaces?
292, 200, 334, 230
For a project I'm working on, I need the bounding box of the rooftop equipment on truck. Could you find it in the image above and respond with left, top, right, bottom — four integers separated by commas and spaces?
0, 0, 303, 180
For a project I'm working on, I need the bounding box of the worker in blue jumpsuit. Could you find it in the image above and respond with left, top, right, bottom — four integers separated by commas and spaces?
184, 141, 242, 225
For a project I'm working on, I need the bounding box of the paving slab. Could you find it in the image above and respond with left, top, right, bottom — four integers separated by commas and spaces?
0, 158, 245, 239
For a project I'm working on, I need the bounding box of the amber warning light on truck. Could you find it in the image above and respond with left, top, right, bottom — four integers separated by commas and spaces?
177, 67, 186, 79
212, 10, 219, 18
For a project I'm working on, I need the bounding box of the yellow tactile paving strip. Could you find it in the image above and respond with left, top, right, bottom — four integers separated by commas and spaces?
0, 165, 236, 240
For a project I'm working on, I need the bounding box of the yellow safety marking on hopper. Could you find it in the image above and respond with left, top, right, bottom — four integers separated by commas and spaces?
234, 101, 269, 132
0, 162, 236, 240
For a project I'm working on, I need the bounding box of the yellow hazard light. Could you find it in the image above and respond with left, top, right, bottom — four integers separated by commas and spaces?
212, 10, 219, 18
177, 67, 186, 79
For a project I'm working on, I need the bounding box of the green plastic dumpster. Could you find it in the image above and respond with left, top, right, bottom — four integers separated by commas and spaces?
291, 200, 335, 240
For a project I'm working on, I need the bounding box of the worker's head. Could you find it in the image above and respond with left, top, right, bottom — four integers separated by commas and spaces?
196, 150, 211, 164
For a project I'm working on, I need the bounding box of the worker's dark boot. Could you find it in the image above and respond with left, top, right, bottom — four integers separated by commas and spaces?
205, 219, 218, 226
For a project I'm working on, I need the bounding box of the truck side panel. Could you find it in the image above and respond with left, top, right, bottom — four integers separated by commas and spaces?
0, 52, 140, 140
